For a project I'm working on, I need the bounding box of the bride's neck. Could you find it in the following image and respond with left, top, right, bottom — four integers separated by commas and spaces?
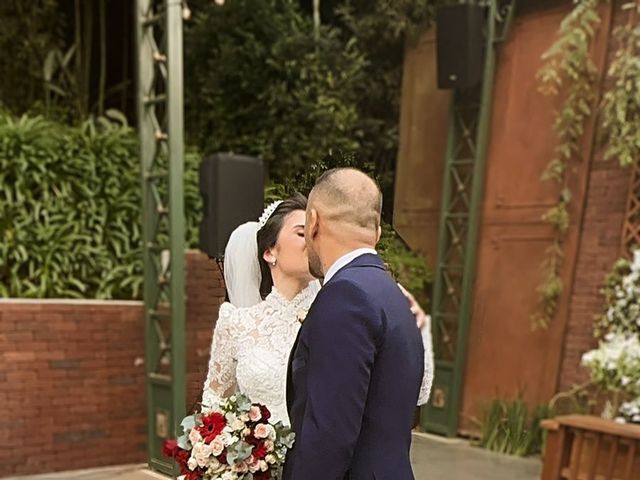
272, 272, 310, 301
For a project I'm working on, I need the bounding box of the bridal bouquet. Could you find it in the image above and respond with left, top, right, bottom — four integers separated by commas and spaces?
163, 394, 295, 480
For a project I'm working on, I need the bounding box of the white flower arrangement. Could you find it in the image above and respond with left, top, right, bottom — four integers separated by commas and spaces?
581, 333, 640, 398
616, 397, 640, 424
582, 250, 640, 424
597, 250, 640, 337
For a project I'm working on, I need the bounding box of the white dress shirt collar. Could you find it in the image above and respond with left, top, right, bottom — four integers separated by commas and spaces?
323, 248, 378, 284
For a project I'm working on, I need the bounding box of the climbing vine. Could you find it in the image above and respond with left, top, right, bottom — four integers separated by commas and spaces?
601, 2, 640, 167
534, 0, 603, 330
534, 0, 640, 329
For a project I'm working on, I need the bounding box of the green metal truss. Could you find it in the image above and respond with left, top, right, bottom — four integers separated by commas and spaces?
135, 0, 186, 474
423, 0, 516, 437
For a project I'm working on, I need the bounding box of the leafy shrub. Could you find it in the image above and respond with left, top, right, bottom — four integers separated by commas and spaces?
477, 395, 553, 457
0, 111, 201, 299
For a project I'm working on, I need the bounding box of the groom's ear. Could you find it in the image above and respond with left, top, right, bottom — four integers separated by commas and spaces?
308, 208, 319, 238
375, 225, 382, 244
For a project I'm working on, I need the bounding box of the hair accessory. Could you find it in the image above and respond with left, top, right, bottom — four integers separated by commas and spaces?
258, 200, 283, 229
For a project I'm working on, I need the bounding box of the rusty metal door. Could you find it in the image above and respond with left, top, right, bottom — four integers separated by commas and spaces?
458, 3, 613, 432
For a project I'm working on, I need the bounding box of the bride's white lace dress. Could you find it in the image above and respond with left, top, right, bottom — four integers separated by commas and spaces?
202, 284, 434, 425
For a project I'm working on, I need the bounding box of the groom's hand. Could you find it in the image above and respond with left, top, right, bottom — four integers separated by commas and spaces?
398, 282, 429, 330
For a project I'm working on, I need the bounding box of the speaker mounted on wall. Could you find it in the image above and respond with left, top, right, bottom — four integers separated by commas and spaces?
199, 154, 264, 259
436, 3, 486, 90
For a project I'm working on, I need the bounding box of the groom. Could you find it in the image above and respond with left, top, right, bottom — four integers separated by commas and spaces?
283, 168, 425, 480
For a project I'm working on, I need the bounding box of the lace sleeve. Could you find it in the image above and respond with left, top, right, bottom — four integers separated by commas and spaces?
202, 303, 238, 408
417, 316, 434, 406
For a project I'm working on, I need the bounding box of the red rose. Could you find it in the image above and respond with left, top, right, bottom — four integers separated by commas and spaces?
175, 448, 190, 467
184, 469, 203, 480
162, 439, 178, 458
218, 450, 228, 465
245, 431, 260, 446
252, 440, 268, 460
254, 470, 271, 480
197, 412, 226, 443
259, 405, 271, 422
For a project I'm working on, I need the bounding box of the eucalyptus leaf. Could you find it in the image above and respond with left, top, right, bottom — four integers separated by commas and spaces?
227, 441, 253, 465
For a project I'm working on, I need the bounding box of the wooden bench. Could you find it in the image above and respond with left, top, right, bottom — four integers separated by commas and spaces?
541, 415, 640, 480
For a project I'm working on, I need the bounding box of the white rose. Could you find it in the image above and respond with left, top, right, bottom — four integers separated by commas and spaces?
265, 454, 277, 464
232, 417, 245, 431
207, 456, 224, 473
259, 460, 269, 472
264, 440, 274, 452
188, 428, 202, 445
220, 430, 234, 446
226, 413, 245, 431
210, 436, 225, 456
192, 442, 213, 468
249, 405, 262, 422
187, 457, 198, 471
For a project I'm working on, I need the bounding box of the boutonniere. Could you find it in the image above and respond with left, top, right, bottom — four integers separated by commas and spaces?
296, 307, 308, 324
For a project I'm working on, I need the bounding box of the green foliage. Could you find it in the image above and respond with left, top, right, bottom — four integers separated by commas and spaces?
184, 0, 365, 182
333, 0, 434, 188
185, 0, 437, 199
533, 0, 604, 329
531, 244, 564, 331
377, 223, 432, 309
601, 2, 640, 167
477, 395, 553, 457
535, 0, 640, 328
0, 111, 201, 299
0, 0, 64, 114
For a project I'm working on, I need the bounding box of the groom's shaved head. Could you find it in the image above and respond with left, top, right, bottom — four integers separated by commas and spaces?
309, 168, 382, 232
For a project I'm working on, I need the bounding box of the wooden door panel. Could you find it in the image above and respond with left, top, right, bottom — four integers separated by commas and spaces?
459, 3, 613, 432
394, 28, 450, 261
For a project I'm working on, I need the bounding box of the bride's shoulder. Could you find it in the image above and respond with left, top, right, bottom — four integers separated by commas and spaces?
218, 302, 238, 320
218, 301, 267, 326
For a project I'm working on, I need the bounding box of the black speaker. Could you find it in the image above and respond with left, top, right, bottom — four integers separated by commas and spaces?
199, 153, 264, 258
436, 4, 485, 90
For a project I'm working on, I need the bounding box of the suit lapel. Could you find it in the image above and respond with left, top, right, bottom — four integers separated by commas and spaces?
286, 323, 304, 413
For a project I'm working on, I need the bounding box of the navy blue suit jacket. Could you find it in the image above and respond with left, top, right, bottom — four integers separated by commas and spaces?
282, 254, 424, 480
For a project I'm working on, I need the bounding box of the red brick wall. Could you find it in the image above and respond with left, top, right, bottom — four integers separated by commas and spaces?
557, 1, 632, 392
0, 250, 224, 477
558, 162, 630, 391
186, 250, 226, 411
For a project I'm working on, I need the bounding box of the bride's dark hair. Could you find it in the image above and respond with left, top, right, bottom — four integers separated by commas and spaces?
257, 193, 307, 299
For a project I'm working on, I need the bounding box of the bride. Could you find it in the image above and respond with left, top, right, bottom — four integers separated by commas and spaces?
201, 193, 434, 424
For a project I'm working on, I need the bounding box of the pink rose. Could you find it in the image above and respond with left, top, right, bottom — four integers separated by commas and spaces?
254, 423, 269, 439
232, 462, 249, 473
249, 405, 262, 422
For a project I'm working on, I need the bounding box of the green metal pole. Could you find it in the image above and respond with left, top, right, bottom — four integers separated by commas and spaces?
135, 0, 157, 467
165, 0, 187, 439
423, 0, 509, 437
447, 0, 499, 437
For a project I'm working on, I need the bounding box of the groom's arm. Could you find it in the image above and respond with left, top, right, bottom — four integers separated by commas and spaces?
292, 279, 382, 479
